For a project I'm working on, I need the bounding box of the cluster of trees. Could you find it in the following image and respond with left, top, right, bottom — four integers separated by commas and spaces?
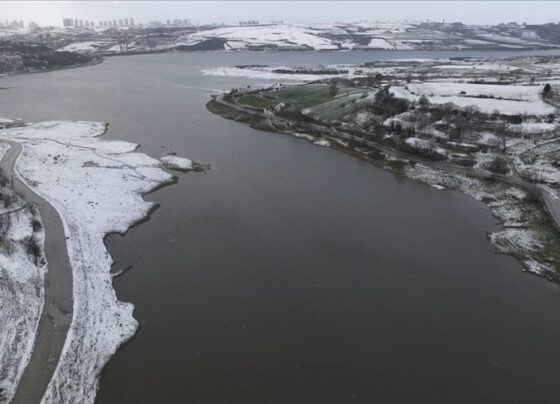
371, 87, 410, 117
389, 122, 416, 138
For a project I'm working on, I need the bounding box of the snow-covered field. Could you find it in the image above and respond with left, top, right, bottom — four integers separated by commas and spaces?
57, 41, 107, 53
390, 82, 555, 115
0, 142, 46, 403
181, 24, 338, 50
0, 121, 189, 403
202, 66, 348, 81
508, 122, 557, 134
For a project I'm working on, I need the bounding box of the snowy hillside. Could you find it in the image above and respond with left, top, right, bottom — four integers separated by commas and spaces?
2, 21, 560, 55
177, 25, 338, 50
175, 21, 560, 51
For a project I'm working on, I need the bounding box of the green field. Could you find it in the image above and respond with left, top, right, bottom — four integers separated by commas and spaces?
268, 84, 340, 108
305, 89, 377, 121
236, 93, 279, 109
267, 84, 377, 121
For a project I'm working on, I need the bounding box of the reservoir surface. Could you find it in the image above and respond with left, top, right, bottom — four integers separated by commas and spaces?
2, 50, 560, 403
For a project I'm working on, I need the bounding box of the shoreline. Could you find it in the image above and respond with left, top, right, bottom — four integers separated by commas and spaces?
0, 120, 191, 403
206, 97, 560, 283
0, 56, 103, 77
3, 45, 560, 77
0, 139, 73, 404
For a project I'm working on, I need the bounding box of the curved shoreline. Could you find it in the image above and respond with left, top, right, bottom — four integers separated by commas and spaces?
0, 56, 103, 77
208, 95, 560, 280
0, 139, 73, 404
1, 125, 179, 403
0, 120, 193, 403
210, 95, 560, 229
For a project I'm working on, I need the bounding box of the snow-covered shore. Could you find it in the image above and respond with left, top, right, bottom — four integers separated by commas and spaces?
0, 142, 46, 404
0, 121, 189, 403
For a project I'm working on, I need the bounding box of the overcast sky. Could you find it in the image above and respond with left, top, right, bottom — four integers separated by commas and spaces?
2, 1, 560, 26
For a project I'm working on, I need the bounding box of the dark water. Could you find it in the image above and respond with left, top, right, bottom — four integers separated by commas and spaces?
2, 50, 560, 404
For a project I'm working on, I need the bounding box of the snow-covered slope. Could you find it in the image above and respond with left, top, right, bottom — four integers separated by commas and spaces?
174, 22, 560, 52
178, 24, 338, 50
5, 21, 558, 56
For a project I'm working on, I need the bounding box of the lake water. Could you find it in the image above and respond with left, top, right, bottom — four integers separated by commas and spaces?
2, 50, 560, 403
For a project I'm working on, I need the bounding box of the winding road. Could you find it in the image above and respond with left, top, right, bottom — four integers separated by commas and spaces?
215, 94, 560, 230
0, 139, 73, 404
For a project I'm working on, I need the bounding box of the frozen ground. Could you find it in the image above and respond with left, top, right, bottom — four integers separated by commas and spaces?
0, 121, 189, 403
0, 141, 46, 404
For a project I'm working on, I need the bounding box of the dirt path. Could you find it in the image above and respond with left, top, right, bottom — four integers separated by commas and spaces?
0, 140, 73, 404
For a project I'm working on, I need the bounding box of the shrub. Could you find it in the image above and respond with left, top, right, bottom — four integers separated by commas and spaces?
487, 156, 509, 174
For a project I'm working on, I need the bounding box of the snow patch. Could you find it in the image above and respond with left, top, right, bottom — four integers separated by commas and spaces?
161, 155, 193, 170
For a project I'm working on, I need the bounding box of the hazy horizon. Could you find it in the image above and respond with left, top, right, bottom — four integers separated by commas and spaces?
2, 1, 560, 27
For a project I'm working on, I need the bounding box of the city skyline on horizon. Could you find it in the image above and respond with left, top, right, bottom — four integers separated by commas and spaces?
1, 1, 560, 28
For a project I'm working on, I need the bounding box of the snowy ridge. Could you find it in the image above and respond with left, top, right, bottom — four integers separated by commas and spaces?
0, 121, 184, 403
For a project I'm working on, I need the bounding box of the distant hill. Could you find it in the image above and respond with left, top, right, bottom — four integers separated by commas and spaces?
1, 22, 560, 57
0, 41, 99, 74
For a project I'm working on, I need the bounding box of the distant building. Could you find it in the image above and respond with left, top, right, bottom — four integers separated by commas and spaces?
130, 17, 135, 26
124, 18, 129, 26
63, 18, 73, 27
